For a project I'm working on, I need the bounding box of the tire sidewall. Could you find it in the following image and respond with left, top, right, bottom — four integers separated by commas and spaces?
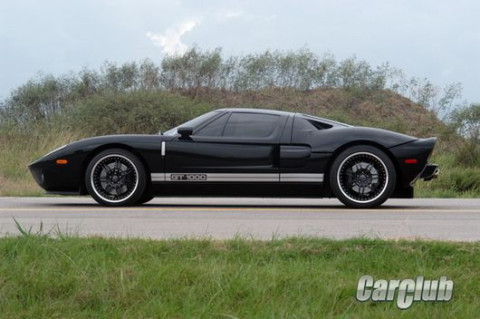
85, 149, 147, 206
329, 145, 396, 208
136, 194, 154, 205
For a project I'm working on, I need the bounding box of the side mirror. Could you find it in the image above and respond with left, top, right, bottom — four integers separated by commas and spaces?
177, 127, 193, 139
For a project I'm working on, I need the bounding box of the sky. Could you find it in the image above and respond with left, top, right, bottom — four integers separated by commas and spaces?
0, 0, 479, 103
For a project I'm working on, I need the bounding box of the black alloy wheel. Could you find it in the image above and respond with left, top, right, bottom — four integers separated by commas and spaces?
86, 149, 147, 206
330, 145, 396, 208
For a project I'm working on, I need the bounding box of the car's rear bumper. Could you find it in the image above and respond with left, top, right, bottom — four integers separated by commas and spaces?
420, 164, 439, 181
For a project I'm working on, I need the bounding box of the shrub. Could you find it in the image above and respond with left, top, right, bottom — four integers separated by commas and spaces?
451, 169, 480, 193
67, 90, 212, 135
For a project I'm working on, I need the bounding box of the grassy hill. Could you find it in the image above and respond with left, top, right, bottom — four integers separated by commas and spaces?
0, 86, 475, 197
187, 87, 452, 138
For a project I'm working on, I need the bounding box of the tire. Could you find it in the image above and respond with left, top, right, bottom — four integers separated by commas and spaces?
85, 148, 147, 206
136, 193, 154, 205
329, 145, 396, 208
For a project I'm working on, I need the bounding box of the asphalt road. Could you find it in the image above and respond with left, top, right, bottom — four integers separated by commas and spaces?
0, 197, 479, 241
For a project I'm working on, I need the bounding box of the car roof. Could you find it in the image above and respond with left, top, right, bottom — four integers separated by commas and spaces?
216, 108, 350, 127
216, 108, 293, 116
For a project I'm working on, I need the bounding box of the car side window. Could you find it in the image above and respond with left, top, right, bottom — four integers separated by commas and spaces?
223, 113, 280, 138
195, 113, 229, 137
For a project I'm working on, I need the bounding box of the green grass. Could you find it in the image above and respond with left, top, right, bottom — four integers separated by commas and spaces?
415, 153, 480, 198
0, 126, 77, 196
1, 234, 480, 318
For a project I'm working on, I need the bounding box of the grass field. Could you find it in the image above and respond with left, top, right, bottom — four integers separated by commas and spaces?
1, 234, 479, 318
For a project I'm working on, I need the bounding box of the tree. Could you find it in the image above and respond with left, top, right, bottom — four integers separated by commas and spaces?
451, 103, 480, 142
450, 103, 480, 166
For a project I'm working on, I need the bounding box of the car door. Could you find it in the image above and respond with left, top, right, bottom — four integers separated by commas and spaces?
278, 115, 331, 183
164, 111, 288, 182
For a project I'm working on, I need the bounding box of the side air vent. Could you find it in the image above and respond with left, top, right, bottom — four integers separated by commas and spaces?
308, 120, 333, 130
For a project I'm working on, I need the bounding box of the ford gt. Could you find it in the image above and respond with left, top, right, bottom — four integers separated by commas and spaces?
29, 108, 439, 208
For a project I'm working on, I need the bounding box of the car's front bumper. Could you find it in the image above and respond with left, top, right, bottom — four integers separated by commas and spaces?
29, 155, 86, 195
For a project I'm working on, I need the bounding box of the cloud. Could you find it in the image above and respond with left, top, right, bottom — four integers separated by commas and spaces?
145, 9, 275, 55
146, 19, 200, 55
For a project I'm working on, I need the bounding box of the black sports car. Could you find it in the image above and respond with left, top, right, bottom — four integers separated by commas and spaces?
29, 108, 439, 208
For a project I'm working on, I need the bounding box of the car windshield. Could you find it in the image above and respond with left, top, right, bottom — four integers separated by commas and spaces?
163, 111, 220, 136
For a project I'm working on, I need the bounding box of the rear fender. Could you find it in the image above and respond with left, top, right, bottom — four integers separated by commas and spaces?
389, 137, 437, 187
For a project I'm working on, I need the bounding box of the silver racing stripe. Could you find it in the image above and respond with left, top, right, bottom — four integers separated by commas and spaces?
150, 173, 324, 183
203, 173, 278, 182
151, 173, 165, 182
280, 173, 324, 182
166, 173, 278, 182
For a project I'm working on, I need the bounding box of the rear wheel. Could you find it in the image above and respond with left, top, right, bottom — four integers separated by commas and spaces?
86, 149, 147, 206
329, 145, 396, 208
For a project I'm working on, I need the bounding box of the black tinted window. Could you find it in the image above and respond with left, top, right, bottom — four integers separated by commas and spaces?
196, 113, 229, 136
223, 113, 279, 138
163, 110, 220, 136
310, 120, 332, 129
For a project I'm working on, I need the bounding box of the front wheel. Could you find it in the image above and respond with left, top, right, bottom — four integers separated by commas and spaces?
329, 145, 396, 208
85, 149, 147, 206
136, 193, 154, 205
